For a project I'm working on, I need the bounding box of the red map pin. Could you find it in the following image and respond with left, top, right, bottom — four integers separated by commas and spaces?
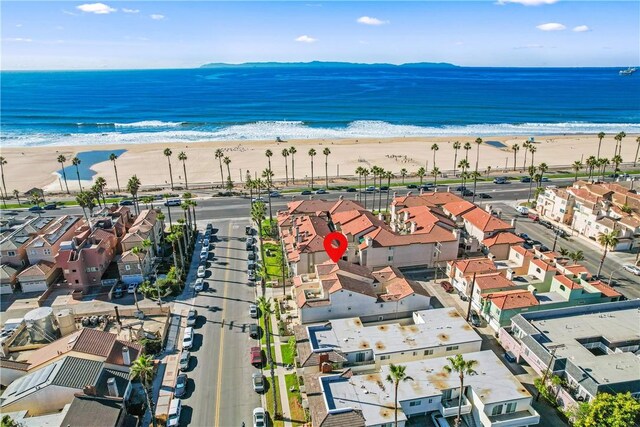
323, 232, 348, 262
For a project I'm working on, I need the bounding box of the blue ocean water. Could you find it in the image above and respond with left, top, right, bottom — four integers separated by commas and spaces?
58, 149, 126, 180
1, 67, 639, 147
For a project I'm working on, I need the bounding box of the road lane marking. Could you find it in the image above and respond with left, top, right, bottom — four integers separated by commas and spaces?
214, 220, 233, 426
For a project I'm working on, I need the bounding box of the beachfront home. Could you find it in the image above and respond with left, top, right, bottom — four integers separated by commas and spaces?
461, 206, 515, 243
307, 350, 539, 427
121, 209, 162, 256
0, 264, 18, 294
24, 216, 83, 265
0, 216, 57, 268
294, 308, 482, 375
117, 248, 152, 285
499, 300, 640, 410
16, 261, 58, 293
292, 260, 431, 324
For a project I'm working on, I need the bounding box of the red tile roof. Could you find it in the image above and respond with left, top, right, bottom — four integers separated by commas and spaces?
531, 258, 556, 272
451, 257, 497, 275
473, 273, 516, 291
554, 275, 583, 290
511, 246, 534, 257
392, 192, 465, 208
483, 232, 524, 247
489, 290, 539, 310
443, 200, 476, 217
462, 208, 513, 233
588, 281, 622, 298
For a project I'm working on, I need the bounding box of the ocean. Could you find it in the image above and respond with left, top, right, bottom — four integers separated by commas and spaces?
1, 67, 639, 147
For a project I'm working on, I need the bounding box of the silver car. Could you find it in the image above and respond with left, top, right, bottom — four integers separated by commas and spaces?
179, 350, 190, 371
252, 372, 265, 393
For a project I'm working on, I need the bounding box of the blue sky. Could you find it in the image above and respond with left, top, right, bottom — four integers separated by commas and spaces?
1, 1, 638, 69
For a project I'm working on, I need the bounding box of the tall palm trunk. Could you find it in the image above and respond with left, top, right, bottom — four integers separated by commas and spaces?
167, 158, 174, 190
394, 381, 399, 427
597, 245, 608, 277
310, 158, 314, 189
358, 173, 362, 201
291, 154, 295, 184
218, 158, 224, 186
226, 163, 231, 181
61, 165, 70, 194
182, 161, 189, 189
523, 149, 528, 172
75, 165, 83, 191
457, 376, 464, 427
170, 240, 179, 272
385, 175, 391, 211
363, 174, 368, 209
325, 157, 329, 188
453, 150, 458, 177
113, 163, 121, 192
284, 159, 289, 185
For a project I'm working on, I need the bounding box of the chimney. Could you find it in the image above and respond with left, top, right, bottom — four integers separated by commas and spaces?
83, 385, 97, 396
319, 353, 329, 365
339, 195, 344, 200
485, 204, 492, 213
321, 362, 333, 374
420, 188, 424, 195
107, 377, 119, 397
506, 268, 514, 280
378, 212, 384, 221
114, 306, 122, 326
122, 346, 131, 366
511, 218, 517, 227
410, 221, 417, 234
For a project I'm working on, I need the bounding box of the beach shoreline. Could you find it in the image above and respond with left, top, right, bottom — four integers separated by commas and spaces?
1, 134, 638, 193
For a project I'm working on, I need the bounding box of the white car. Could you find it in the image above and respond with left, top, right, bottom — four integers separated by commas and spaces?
252, 372, 265, 393
200, 249, 208, 261
182, 327, 193, 350
623, 264, 640, 276
248, 271, 256, 282
197, 266, 206, 278
253, 407, 267, 427
250, 304, 258, 318
194, 278, 204, 292
203, 238, 210, 247
167, 398, 182, 427
515, 205, 529, 215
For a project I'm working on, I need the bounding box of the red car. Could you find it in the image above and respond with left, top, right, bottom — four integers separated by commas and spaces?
250, 346, 263, 367
440, 281, 454, 293
528, 212, 540, 221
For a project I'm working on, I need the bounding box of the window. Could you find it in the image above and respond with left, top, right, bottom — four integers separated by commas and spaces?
380, 355, 390, 360
30, 250, 37, 255
43, 249, 51, 255
409, 400, 421, 407
355, 352, 366, 362
7, 251, 16, 257
559, 284, 566, 291
506, 402, 517, 413
492, 404, 504, 416
380, 304, 384, 308
428, 398, 433, 403
388, 256, 393, 262
424, 349, 434, 356
125, 265, 131, 271
349, 293, 352, 297
536, 267, 541, 273
413, 351, 418, 356
446, 345, 459, 351
347, 307, 351, 311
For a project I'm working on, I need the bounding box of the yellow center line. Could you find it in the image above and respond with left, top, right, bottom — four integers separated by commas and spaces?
214, 221, 233, 426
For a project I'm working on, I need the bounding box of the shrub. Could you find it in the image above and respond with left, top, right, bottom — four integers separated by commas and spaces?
140, 338, 162, 355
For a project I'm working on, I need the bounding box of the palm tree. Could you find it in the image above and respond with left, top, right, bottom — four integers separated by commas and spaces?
597, 230, 619, 277
362, 168, 369, 209
281, 148, 290, 185
452, 141, 461, 176
355, 167, 365, 201
527, 165, 536, 203
13, 189, 21, 206
262, 168, 274, 223
485, 166, 492, 177
443, 354, 478, 427
400, 168, 408, 184
223, 156, 232, 182
130, 354, 157, 427
417, 167, 426, 185
163, 148, 174, 190
463, 142, 472, 161
215, 148, 225, 186
472, 138, 482, 202
558, 247, 570, 259
431, 143, 439, 173
598, 158, 610, 181
178, 151, 188, 189
615, 131, 626, 157
572, 160, 583, 182
384, 171, 394, 211
289, 146, 297, 184
612, 155, 623, 176
95, 176, 107, 205
308, 148, 317, 189
131, 245, 147, 283
127, 175, 141, 215
634, 136, 640, 167
323, 147, 331, 188
569, 250, 585, 263
166, 233, 180, 272
163, 194, 174, 228
596, 132, 605, 160
251, 201, 267, 287
528, 145, 537, 169
256, 296, 278, 416
72, 156, 83, 191
538, 163, 549, 187
109, 153, 121, 192
386, 364, 413, 427
0, 157, 7, 201
172, 223, 187, 267
75, 191, 94, 224
57, 155, 70, 194
265, 149, 273, 173
511, 144, 520, 171
432, 167, 440, 187
90, 182, 103, 208
586, 156, 598, 180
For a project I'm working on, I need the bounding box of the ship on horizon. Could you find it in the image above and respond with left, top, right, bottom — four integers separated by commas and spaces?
619, 67, 637, 76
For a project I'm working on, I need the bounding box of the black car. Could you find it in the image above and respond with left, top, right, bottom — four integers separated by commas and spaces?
477, 193, 492, 199
43, 203, 57, 210
379, 186, 389, 192
520, 176, 531, 183
456, 185, 466, 191
119, 199, 134, 206
539, 220, 554, 229
406, 184, 418, 189
249, 323, 260, 339
175, 373, 188, 397
462, 189, 474, 197
418, 184, 431, 190
346, 188, 357, 192
248, 252, 256, 261
470, 311, 482, 327
28, 205, 44, 212
301, 190, 312, 195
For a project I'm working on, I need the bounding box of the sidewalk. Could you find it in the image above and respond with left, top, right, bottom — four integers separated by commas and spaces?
268, 309, 293, 427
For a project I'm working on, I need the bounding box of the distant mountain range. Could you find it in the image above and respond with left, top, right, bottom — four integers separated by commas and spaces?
200, 61, 459, 69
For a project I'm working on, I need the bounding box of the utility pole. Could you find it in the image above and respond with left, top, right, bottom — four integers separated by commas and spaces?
536, 346, 561, 401
465, 272, 477, 322
552, 228, 560, 252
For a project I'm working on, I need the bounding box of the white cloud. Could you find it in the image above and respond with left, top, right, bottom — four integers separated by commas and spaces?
357, 16, 388, 26
573, 25, 590, 32
536, 22, 566, 31
4, 38, 33, 42
76, 3, 117, 14
122, 8, 139, 13
15, 24, 22, 28
514, 44, 545, 49
497, 0, 558, 5
150, 14, 165, 20
62, 10, 78, 16
295, 35, 317, 43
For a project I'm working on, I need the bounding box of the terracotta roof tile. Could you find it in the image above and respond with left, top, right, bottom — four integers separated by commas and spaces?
588, 281, 622, 298
462, 208, 513, 233
483, 232, 524, 247
452, 257, 497, 275
443, 200, 476, 217
531, 258, 556, 272
489, 290, 539, 310
473, 273, 516, 291
554, 275, 582, 290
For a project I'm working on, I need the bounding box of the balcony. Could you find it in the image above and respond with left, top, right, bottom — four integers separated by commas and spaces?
488, 407, 540, 426
439, 394, 471, 417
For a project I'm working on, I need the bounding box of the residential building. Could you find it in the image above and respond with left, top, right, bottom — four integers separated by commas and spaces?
120, 209, 162, 256
308, 350, 539, 427
461, 206, 515, 243
500, 300, 640, 410
295, 308, 482, 374
447, 257, 498, 293
482, 232, 524, 260
16, 261, 59, 293
292, 260, 432, 323
117, 248, 152, 285
0, 264, 18, 295
0, 216, 56, 268
61, 394, 135, 427
24, 216, 83, 265
282, 214, 332, 275
390, 191, 467, 221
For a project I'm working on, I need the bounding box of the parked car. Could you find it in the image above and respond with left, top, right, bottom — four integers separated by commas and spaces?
194, 278, 204, 292
456, 185, 466, 192
520, 176, 531, 183
197, 266, 206, 278
164, 199, 181, 207
246, 237, 256, 245
418, 184, 432, 190
250, 347, 263, 367
118, 199, 134, 206
462, 189, 474, 197
623, 264, 640, 276
203, 238, 210, 247
174, 373, 188, 397
245, 225, 253, 235
493, 177, 508, 184
247, 261, 257, 271
112, 285, 123, 299
440, 281, 454, 293
504, 351, 517, 363
528, 212, 540, 221
182, 327, 193, 350
315, 188, 327, 194
269, 191, 281, 197
301, 190, 312, 195
252, 197, 265, 203
515, 206, 529, 215
179, 350, 190, 371
477, 193, 492, 199
406, 184, 418, 189
43, 203, 57, 210
365, 186, 376, 192
517, 233, 530, 240
200, 249, 208, 261
250, 304, 258, 318
207, 223, 213, 231
28, 205, 43, 212
167, 399, 182, 427
252, 372, 265, 393
186, 309, 198, 326
470, 311, 482, 327
249, 323, 260, 339
539, 220, 554, 229
248, 271, 256, 281
346, 187, 357, 192
541, 177, 550, 182
554, 228, 568, 238
253, 407, 267, 427
379, 186, 389, 192
458, 291, 469, 302
248, 252, 256, 261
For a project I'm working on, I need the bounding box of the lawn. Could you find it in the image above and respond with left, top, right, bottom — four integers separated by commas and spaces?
263, 242, 285, 281
263, 375, 283, 427
285, 373, 307, 425
280, 343, 294, 366
259, 315, 267, 345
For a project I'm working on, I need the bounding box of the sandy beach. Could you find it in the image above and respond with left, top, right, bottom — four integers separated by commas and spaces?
1, 134, 638, 194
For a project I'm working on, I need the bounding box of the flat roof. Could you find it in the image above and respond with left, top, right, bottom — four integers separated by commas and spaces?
523, 301, 640, 386
308, 308, 482, 356
321, 350, 531, 426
